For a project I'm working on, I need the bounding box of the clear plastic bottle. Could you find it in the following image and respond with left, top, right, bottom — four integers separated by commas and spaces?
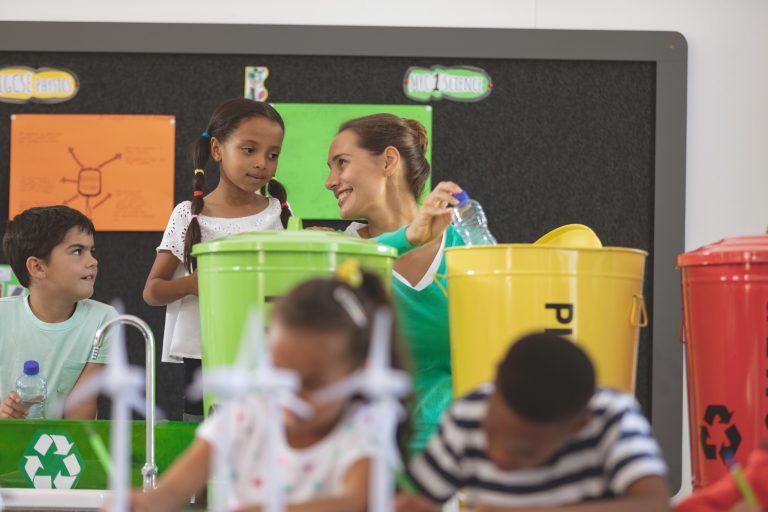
451, 191, 497, 246
16, 360, 47, 419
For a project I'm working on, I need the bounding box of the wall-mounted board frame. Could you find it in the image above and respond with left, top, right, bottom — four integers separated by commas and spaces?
0, 22, 687, 490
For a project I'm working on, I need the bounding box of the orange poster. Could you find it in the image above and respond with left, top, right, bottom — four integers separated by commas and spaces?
9, 114, 175, 231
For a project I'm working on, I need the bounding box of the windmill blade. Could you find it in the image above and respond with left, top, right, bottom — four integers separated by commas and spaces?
238, 308, 267, 372
311, 371, 366, 405
102, 365, 145, 396
369, 308, 393, 370
64, 372, 107, 411
110, 298, 126, 315
188, 366, 250, 401
276, 392, 313, 419
108, 319, 128, 368
262, 399, 287, 512
125, 391, 165, 421
380, 400, 405, 468
211, 369, 256, 398
187, 367, 234, 401
372, 370, 412, 398
187, 367, 205, 401
106, 299, 127, 364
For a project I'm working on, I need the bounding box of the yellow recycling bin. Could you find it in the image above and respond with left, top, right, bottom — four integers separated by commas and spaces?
445, 225, 648, 397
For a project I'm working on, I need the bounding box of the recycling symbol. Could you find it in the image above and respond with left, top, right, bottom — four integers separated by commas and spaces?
699, 404, 741, 463
19, 430, 84, 489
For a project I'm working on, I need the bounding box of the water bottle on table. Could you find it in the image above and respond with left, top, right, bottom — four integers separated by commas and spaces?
16, 360, 47, 419
451, 191, 497, 246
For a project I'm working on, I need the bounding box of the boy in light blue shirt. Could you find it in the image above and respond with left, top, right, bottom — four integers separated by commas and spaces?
0, 206, 116, 420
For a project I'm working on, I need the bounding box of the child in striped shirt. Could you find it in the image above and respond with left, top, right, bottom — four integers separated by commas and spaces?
397, 332, 670, 512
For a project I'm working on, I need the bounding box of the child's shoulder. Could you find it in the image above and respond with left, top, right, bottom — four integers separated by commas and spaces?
170, 201, 193, 218
457, 382, 494, 404
449, 382, 493, 420
0, 294, 26, 311
76, 299, 120, 320
588, 387, 641, 413
582, 387, 646, 434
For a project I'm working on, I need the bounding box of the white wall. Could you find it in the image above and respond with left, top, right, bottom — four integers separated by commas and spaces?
4, 0, 767, 496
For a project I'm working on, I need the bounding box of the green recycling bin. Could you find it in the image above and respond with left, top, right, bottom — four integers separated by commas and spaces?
191, 225, 397, 414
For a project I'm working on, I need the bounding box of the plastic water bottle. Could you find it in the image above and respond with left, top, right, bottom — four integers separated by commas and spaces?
451, 191, 497, 246
16, 360, 47, 419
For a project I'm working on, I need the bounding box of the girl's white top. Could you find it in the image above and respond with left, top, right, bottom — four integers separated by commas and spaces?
157, 198, 283, 362
197, 399, 378, 507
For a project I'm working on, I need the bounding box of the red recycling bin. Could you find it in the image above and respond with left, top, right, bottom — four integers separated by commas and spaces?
678, 235, 768, 489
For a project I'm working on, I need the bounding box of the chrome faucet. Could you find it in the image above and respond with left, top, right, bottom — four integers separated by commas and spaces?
90, 314, 158, 491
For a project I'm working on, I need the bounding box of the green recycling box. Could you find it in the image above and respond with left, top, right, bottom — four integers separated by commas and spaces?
191, 226, 397, 413
0, 420, 196, 489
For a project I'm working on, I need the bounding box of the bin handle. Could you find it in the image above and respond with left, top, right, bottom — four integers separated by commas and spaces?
631, 294, 648, 327
433, 273, 448, 298
287, 216, 303, 231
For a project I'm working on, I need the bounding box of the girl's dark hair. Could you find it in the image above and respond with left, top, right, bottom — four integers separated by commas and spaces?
273, 269, 412, 459
339, 113, 431, 199
184, 98, 290, 273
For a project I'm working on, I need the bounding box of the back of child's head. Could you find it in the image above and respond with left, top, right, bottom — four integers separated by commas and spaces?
273, 266, 406, 371
497, 332, 595, 423
184, 98, 291, 272
2, 205, 94, 288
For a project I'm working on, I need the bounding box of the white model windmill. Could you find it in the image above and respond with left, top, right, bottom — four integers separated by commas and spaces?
313, 307, 412, 512
188, 310, 311, 512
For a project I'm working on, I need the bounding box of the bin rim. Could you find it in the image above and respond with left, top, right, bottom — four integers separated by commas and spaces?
192, 229, 397, 257
445, 244, 648, 256
677, 234, 768, 267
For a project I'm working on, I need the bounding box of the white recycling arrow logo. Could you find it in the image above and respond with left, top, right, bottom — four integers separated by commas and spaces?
20, 431, 84, 489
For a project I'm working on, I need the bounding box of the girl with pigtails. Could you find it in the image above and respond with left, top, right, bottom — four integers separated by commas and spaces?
143, 98, 291, 421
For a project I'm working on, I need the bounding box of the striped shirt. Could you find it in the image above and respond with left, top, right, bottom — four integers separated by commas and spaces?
408, 384, 667, 507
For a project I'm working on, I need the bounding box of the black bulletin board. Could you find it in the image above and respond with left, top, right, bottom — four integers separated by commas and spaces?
0, 22, 687, 490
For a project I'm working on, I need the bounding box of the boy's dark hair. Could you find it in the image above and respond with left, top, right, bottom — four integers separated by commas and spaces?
273, 268, 411, 456
339, 113, 431, 199
2, 206, 95, 288
496, 332, 595, 423
184, 98, 290, 273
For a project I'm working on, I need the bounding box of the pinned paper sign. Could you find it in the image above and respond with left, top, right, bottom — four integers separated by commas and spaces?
9, 114, 176, 232
403, 66, 493, 103
0, 67, 79, 104
244, 67, 270, 101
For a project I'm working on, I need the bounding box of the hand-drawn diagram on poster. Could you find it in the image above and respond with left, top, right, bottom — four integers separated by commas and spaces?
9, 114, 175, 231
62, 148, 121, 217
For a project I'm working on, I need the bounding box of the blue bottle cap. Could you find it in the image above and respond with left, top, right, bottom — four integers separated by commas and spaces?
23, 360, 39, 376
453, 191, 469, 205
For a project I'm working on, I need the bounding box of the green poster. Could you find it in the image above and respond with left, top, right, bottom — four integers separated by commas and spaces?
271, 103, 432, 220
0, 264, 24, 298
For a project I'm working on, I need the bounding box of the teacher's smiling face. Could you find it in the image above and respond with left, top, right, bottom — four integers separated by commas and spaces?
325, 129, 391, 220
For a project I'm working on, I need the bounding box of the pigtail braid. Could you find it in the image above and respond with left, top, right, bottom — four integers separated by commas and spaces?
267, 178, 292, 228
183, 132, 212, 273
